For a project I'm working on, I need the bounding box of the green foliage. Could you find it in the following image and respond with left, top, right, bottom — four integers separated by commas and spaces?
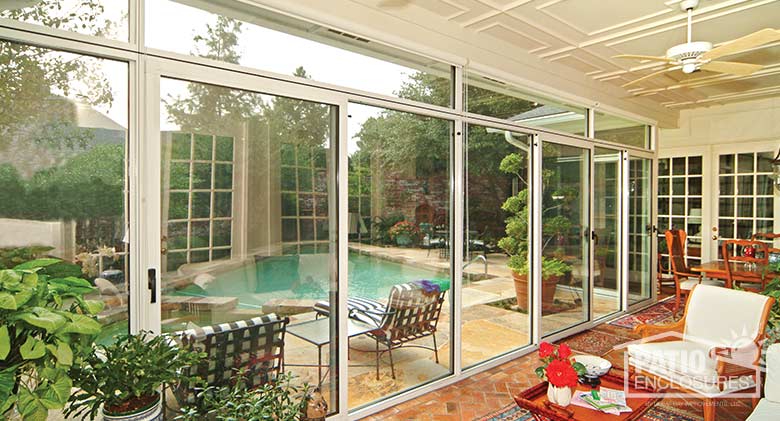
0, 259, 103, 420
176, 371, 307, 421
372, 214, 407, 245
762, 276, 780, 345
67, 331, 205, 419
497, 152, 573, 277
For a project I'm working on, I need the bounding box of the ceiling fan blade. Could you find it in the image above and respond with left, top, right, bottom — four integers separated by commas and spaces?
377, 0, 411, 7
700, 60, 764, 76
622, 66, 681, 88
700, 28, 780, 61
613, 54, 674, 63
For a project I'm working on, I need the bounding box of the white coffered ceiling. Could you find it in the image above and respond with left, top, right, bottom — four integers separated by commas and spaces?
356, 0, 780, 110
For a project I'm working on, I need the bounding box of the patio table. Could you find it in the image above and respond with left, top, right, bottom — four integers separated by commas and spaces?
513, 369, 662, 421
285, 317, 375, 386
691, 260, 774, 289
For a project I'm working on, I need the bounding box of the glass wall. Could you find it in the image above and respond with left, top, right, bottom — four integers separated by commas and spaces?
0, 41, 130, 343
145, 0, 453, 108
629, 157, 653, 303
540, 142, 590, 335
657, 156, 703, 267
346, 102, 452, 409
593, 148, 621, 318
465, 73, 587, 135
0, 0, 128, 41
159, 78, 340, 412
463, 124, 532, 367
593, 112, 650, 148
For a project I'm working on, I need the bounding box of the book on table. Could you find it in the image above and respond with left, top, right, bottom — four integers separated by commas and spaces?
571, 387, 632, 415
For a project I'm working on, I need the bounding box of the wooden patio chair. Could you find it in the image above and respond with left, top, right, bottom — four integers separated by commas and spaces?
174, 314, 289, 406
722, 239, 770, 292
665, 229, 722, 312
751, 232, 780, 254
629, 284, 774, 421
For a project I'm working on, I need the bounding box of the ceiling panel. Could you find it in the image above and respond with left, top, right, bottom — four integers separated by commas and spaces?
362, 0, 780, 109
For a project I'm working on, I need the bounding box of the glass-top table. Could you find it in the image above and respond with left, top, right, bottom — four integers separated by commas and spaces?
286, 317, 376, 386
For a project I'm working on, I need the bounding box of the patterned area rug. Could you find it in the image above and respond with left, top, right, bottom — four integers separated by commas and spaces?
558, 329, 633, 356
475, 403, 703, 421
608, 297, 677, 330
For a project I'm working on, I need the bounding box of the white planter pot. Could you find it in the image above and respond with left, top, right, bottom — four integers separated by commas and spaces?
547, 384, 573, 407
102, 393, 163, 421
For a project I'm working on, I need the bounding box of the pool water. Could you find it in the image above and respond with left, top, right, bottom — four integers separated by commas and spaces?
174, 252, 449, 309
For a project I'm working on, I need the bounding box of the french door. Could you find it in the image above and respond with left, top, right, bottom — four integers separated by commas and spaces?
659, 141, 779, 265
141, 57, 347, 414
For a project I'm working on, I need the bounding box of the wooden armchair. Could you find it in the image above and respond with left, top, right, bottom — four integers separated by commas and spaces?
665, 229, 722, 312
723, 239, 770, 291
629, 285, 775, 421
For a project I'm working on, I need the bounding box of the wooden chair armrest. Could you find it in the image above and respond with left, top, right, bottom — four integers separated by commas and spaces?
633, 318, 685, 339
674, 271, 702, 279
711, 345, 762, 377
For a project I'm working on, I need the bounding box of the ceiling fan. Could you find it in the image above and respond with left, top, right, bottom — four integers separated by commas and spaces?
614, 0, 780, 88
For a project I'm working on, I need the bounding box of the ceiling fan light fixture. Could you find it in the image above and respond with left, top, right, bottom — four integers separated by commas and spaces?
682, 62, 698, 74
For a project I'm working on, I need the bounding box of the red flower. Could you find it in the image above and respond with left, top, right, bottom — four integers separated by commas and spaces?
558, 343, 572, 359
539, 342, 554, 358
545, 359, 579, 388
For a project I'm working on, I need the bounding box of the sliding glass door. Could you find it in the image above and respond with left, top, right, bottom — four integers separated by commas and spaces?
593, 148, 621, 319
148, 61, 343, 413
628, 156, 653, 304
540, 140, 591, 336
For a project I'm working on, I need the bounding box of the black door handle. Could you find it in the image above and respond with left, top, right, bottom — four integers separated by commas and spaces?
148, 268, 157, 304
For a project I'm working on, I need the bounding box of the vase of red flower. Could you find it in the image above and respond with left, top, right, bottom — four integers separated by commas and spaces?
535, 342, 586, 407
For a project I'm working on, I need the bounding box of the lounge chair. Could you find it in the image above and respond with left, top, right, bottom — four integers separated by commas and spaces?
313, 281, 447, 379
175, 314, 289, 405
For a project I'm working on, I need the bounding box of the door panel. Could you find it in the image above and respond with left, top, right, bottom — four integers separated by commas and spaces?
593, 148, 621, 319
149, 68, 343, 413
628, 156, 653, 304
540, 141, 591, 336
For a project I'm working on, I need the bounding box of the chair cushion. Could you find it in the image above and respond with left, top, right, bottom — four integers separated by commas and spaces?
746, 399, 780, 421
766, 343, 780, 402
627, 340, 717, 381
628, 340, 757, 397
679, 278, 724, 290
314, 297, 385, 327
684, 285, 771, 346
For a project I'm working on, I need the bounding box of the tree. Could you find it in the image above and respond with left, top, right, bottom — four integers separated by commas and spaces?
0, 1, 115, 146
165, 16, 263, 134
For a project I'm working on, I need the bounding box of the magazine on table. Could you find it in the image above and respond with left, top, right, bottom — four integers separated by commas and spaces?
571, 387, 632, 415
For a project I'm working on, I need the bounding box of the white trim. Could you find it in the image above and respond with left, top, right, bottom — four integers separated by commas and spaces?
531, 135, 542, 344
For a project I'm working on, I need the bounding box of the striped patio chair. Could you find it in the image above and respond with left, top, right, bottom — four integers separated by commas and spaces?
174, 314, 289, 406
314, 281, 446, 379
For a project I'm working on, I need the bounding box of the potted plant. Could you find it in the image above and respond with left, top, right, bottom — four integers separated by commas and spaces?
0, 258, 104, 420
67, 331, 204, 421
535, 342, 586, 407
176, 370, 311, 421
388, 220, 422, 247
497, 152, 573, 310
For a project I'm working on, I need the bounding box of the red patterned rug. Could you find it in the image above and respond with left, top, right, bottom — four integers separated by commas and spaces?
608, 297, 677, 330
474, 403, 702, 421
558, 329, 633, 356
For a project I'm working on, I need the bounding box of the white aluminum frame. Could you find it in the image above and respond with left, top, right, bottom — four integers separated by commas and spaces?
0, 3, 664, 417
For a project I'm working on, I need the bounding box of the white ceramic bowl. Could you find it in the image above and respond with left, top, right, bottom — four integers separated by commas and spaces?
573, 355, 612, 377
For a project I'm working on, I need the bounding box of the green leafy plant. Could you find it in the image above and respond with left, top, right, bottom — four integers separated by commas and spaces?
372, 214, 406, 245
67, 331, 205, 420
388, 221, 422, 244
176, 370, 308, 421
0, 258, 104, 420
497, 153, 573, 277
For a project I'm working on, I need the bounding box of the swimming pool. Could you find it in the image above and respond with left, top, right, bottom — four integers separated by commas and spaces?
173, 252, 449, 308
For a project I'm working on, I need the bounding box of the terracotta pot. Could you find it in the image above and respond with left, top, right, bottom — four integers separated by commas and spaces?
512, 272, 560, 310
547, 384, 572, 407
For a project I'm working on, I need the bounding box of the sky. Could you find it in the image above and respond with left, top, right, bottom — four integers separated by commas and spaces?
13, 0, 421, 155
